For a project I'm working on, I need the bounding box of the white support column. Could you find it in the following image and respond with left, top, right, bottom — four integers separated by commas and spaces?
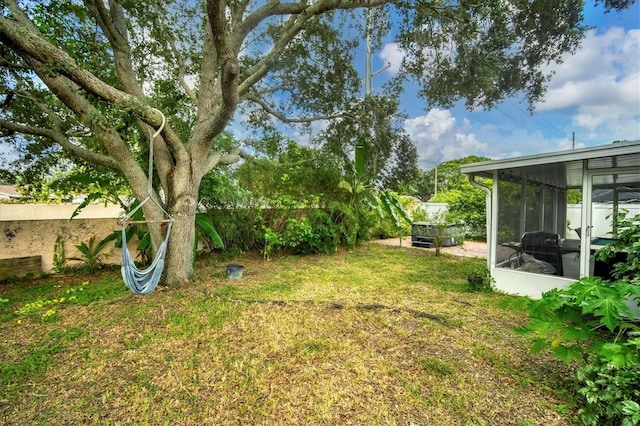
580, 160, 592, 277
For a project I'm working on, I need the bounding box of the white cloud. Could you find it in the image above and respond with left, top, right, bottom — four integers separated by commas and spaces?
394, 23, 639, 167
538, 27, 639, 109
534, 27, 640, 142
379, 42, 404, 75
404, 109, 488, 168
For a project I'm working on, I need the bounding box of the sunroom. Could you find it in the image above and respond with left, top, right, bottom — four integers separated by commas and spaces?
460, 141, 640, 299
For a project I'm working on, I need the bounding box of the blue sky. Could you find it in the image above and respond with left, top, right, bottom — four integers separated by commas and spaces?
368, 2, 640, 169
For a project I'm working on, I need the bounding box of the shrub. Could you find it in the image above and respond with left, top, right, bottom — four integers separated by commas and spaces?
518, 212, 640, 425
67, 235, 114, 273
208, 208, 264, 252
262, 211, 340, 258
52, 235, 68, 273
466, 267, 493, 292
577, 336, 640, 426
518, 277, 640, 425
595, 210, 640, 285
303, 210, 340, 255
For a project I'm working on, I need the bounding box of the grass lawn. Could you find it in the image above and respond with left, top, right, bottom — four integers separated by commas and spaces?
0, 243, 578, 425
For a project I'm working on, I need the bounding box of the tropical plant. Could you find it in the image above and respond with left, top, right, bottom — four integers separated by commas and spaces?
518, 210, 640, 425
194, 213, 224, 256
262, 210, 340, 258
338, 142, 412, 246
67, 235, 114, 274
52, 235, 68, 273
595, 210, 640, 285
518, 277, 640, 425
577, 335, 640, 426
319, 95, 419, 187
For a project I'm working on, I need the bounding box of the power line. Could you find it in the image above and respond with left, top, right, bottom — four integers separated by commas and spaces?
495, 105, 530, 129
505, 100, 568, 138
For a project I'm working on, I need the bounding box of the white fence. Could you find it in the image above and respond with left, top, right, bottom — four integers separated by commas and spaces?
567, 203, 640, 239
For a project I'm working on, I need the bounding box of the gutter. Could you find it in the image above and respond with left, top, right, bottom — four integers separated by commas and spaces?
468, 174, 492, 270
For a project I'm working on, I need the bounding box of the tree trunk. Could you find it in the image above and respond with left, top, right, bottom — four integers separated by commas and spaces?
164, 205, 197, 288
161, 160, 201, 288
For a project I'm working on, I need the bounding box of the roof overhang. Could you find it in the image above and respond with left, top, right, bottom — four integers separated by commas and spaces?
461, 140, 640, 176
461, 141, 640, 190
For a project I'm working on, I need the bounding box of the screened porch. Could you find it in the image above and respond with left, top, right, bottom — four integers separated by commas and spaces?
461, 141, 640, 299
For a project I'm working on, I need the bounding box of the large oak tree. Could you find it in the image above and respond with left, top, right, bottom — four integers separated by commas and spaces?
0, 0, 631, 287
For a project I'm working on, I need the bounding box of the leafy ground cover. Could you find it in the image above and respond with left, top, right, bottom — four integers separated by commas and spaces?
0, 244, 578, 425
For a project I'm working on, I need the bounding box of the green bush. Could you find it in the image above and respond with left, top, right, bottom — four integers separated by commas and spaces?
263, 211, 340, 257
518, 211, 640, 425
518, 278, 640, 425
326, 202, 360, 250
466, 267, 493, 292
303, 210, 340, 254
595, 210, 640, 285
208, 208, 264, 252
577, 336, 640, 426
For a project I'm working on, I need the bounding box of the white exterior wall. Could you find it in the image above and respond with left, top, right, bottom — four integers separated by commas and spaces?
0, 203, 122, 221
491, 267, 576, 299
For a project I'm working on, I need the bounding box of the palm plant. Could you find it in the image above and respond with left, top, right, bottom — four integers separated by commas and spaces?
338, 141, 411, 246
67, 235, 113, 273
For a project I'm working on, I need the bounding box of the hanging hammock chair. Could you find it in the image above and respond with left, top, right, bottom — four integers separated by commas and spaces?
120, 109, 173, 294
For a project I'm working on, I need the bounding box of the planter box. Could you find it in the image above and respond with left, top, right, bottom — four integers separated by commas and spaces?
0, 256, 42, 280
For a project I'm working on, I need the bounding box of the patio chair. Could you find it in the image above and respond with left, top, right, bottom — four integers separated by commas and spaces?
518, 231, 563, 276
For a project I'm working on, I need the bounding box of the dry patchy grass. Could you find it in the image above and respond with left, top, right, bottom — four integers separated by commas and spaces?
0, 243, 577, 425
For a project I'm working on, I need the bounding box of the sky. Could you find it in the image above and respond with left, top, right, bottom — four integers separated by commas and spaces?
367, 2, 640, 170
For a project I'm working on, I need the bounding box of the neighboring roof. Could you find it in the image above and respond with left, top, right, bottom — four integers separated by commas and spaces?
461, 141, 640, 190
0, 185, 20, 199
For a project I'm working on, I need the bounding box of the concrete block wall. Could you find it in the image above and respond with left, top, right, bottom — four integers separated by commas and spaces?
1, 204, 124, 274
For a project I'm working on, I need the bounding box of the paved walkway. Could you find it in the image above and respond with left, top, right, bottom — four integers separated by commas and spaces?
372, 237, 488, 258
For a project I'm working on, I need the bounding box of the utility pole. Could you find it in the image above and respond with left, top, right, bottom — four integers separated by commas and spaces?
364, 10, 390, 97
365, 11, 372, 96
434, 165, 438, 195
363, 9, 390, 177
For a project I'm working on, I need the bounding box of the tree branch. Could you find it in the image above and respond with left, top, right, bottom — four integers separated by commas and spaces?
197, 23, 219, 122
170, 37, 196, 100
0, 119, 119, 170
236, 0, 388, 96
245, 93, 347, 123
207, 0, 240, 89
188, 0, 242, 166
0, 7, 175, 148
204, 148, 246, 174
15, 55, 164, 211
87, 0, 140, 96
85, 0, 183, 188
